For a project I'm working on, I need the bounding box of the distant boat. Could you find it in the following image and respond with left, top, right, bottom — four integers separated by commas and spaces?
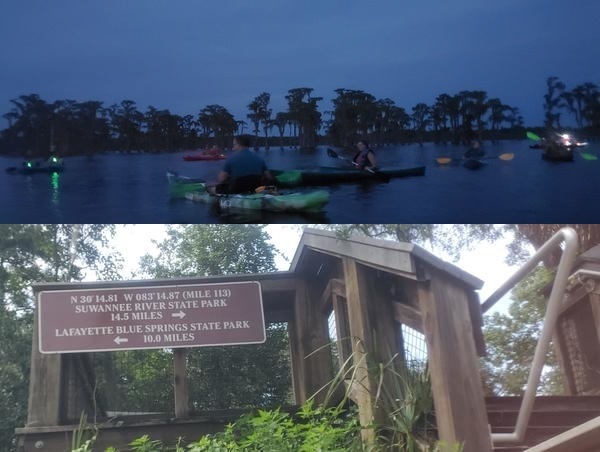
183, 153, 227, 161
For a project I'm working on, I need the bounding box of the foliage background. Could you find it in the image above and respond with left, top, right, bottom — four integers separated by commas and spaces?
2, 223, 598, 451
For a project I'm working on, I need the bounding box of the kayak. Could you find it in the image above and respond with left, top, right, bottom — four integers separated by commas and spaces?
6, 160, 64, 174
183, 153, 226, 161
167, 171, 329, 213
541, 146, 574, 162
542, 152, 574, 162
271, 165, 425, 187
462, 158, 487, 170
167, 170, 301, 195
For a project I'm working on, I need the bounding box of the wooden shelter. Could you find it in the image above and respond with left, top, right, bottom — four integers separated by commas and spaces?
17, 228, 493, 451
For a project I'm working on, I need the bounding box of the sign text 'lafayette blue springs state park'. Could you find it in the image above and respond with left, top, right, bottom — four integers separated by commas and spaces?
38, 281, 265, 353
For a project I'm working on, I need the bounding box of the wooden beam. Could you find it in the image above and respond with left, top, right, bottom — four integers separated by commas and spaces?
173, 349, 189, 418
342, 258, 383, 445
417, 269, 492, 452
287, 320, 303, 404
320, 278, 345, 313
393, 301, 423, 333
466, 290, 486, 357
332, 293, 353, 369
290, 278, 335, 405
26, 302, 62, 426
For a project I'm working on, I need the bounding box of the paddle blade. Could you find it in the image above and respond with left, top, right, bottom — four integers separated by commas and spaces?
436, 157, 452, 164
326, 148, 340, 159
498, 153, 515, 161
527, 131, 541, 141
275, 170, 302, 186
579, 152, 598, 161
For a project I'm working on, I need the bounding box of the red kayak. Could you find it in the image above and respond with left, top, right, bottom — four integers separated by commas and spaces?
183, 153, 226, 161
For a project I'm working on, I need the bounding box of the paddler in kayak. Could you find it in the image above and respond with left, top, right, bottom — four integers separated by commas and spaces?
203, 145, 221, 156
208, 135, 273, 194
22, 149, 40, 169
463, 140, 485, 159
46, 144, 62, 165
352, 140, 377, 170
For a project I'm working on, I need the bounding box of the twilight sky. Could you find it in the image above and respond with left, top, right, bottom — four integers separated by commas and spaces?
1, 0, 599, 128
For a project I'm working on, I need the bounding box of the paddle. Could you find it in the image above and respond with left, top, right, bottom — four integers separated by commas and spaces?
326, 148, 390, 182
526, 131, 597, 160
436, 153, 515, 165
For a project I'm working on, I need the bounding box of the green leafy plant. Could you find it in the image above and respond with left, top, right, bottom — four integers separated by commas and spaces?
185, 401, 360, 451
128, 434, 164, 451
313, 337, 439, 451
71, 413, 98, 452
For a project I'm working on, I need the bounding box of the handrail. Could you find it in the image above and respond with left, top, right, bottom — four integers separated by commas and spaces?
482, 227, 579, 445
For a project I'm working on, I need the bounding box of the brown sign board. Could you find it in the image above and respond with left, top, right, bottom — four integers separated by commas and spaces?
38, 281, 265, 354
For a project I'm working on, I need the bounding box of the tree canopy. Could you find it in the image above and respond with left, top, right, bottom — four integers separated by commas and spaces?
2, 223, 599, 451
4, 76, 597, 156
0, 224, 120, 452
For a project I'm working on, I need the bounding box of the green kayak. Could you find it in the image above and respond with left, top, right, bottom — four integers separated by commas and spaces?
167, 171, 329, 213
6, 157, 64, 174
271, 165, 425, 187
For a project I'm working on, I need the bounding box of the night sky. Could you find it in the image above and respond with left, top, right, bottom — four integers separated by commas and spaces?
1, 0, 599, 127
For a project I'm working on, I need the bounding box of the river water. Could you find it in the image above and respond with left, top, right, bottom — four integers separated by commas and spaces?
1, 141, 599, 223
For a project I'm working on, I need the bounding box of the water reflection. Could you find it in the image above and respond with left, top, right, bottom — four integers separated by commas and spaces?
2, 142, 600, 223
51, 172, 60, 205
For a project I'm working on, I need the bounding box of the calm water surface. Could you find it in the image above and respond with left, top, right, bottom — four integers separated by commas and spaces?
1, 141, 599, 223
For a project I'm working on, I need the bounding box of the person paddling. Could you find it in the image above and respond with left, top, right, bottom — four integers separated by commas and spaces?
464, 140, 485, 159
208, 135, 273, 194
352, 140, 377, 170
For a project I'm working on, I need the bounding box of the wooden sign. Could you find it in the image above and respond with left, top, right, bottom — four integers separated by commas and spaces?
38, 281, 265, 353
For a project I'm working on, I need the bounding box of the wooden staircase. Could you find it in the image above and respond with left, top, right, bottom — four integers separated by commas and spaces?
487, 396, 600, 451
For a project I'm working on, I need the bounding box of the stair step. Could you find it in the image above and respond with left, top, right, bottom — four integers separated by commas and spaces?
487, 409, 600, 427
486, 395, 600, 449
485, 395, 600, 412
492, 447, 528, 452
490, 425, 576, 447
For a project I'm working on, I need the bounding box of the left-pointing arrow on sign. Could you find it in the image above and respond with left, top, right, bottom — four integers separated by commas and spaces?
114, 336, 129, 345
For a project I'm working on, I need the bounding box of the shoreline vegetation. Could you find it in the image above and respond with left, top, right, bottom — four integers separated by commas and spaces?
2, 77, 598, 158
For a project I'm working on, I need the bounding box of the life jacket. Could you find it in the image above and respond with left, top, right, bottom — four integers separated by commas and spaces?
353, 148, 374, 168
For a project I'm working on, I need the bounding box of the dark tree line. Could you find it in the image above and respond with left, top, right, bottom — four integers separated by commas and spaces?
2, 78, 598, 157
542, 77, 600, 131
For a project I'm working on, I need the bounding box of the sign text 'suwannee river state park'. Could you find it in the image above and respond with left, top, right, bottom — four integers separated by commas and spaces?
38, 281, 265, 353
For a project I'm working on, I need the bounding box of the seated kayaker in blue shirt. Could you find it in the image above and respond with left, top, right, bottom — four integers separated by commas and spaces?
464, 140, 485, 159
209, 135, 273, 194
352, 140, 377, 170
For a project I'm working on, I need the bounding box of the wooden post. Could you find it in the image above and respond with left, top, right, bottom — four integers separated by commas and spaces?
26, 302, 62, 426
290, 278, 335, 404
417, 269, 492, 452
173, 348, 189, 418
342, 257, 396, 445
